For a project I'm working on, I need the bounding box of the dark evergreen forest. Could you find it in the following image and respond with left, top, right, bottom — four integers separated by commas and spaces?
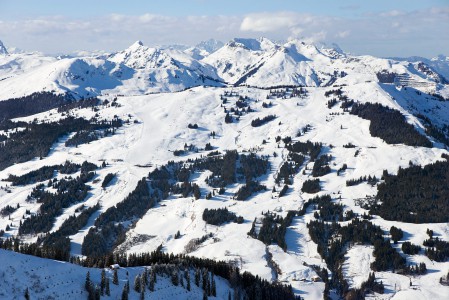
350, 102, 431, 147
372, 160, 449, 223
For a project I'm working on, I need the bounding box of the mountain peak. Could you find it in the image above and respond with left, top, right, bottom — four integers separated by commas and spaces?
195, 39, 224, 54
0, 40, 9, 55
433, 54, 448, 62
128, 40, 144, 50
232, 38, 262, 51
226, 37, 277, 52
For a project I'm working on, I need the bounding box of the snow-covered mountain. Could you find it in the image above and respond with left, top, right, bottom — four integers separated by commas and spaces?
392, 55, 449, 84
229, 39, 323, 87
0, 40, 8, 56
184, 39, 224, 60
109, 41, 179, 70
202, 37, 280, 85
106, 40, 223, 95
1, 37, 449, 300
0, 40, 225, 100
0, 37, 448, 100
0, 57, 131, 100
196, 39, 224, 54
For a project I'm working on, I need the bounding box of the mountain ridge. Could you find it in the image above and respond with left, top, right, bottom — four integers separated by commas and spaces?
0, 37, 447, 101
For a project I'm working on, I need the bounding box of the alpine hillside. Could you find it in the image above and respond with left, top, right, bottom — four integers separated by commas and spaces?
1, 37, 449, 300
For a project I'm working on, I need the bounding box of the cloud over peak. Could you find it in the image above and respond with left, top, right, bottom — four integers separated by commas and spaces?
240, 12, 301, 32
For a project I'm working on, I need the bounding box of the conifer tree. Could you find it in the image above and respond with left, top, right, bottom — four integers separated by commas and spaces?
126, 280, 130, 294
94, 285, 101, 300
85, 271, 91, 291
134, 274, 141, 292
121, 283, 128, 300
140, 287, 145, 300
142, 268, 148, 286
171, 269, 179, 286
186, 270, 191, 291
211, 274, 216, 297
100, 269, 106, 295
113, 269, 119, 285
233, 288, 240, 300
140, 273, 146, 291
195, 268, 200, 286
202, 269, 209, 295
24, 288, 30, 300
105, 277, 110, 296
149, 269, 155, 291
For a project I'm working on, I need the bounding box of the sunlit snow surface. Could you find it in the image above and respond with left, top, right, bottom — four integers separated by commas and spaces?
1, 38, 449, 299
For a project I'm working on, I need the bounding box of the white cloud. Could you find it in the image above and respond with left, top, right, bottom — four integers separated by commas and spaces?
240, 12, 332, 46
138, 14, 175, 24
302, 31, 327, 44
290, 27, 304, 37
240, 12, 300, 32
109, 14, 125, 22
380, 10, 405, 17
336, 30, 350, 38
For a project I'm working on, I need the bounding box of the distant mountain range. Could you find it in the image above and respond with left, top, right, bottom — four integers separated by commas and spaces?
0, 37, 447, 101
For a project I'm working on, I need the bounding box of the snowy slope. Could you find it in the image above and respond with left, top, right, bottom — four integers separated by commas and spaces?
342, 245, 375, 289
0, 52, 57, 82
1, 38, 449, 300
0, 249, 232, 300
0, 57, 132, 100
2, 82, 449, 299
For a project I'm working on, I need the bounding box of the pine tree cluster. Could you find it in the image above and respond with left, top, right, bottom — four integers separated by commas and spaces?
19, 163, 97, 236
307, 218, 405, 297
372, 160, 449, 223
248, 211, 297, 251
0, 92, 69, 120
301, 179, 320, 194
423, 237, 449, 262
102, 173, 116, 189
82, 178, 153, 257
251, 115, 277, 127
350, 102, 431, 147
202, 208, 243, 226
286, 140, 322, 161
0, 116, 121, 172
346, 175, 378, 187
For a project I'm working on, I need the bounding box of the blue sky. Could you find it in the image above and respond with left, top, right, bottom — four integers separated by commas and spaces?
0, 1, 448, 57
1, 0, 445, 18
